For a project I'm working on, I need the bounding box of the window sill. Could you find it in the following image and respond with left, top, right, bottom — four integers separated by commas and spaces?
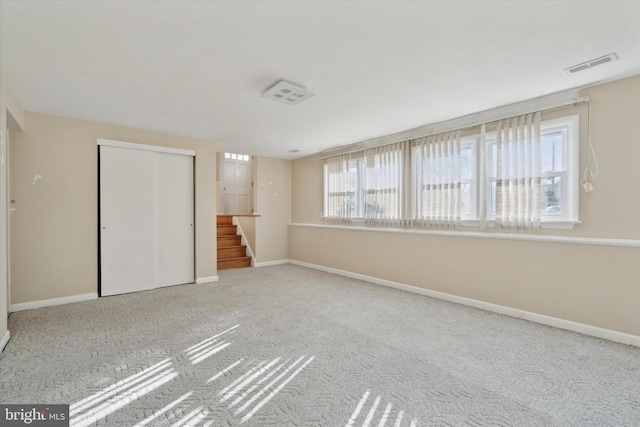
300, 222, 639, 248
461, 219, 582, 230
323, 217, 581, 230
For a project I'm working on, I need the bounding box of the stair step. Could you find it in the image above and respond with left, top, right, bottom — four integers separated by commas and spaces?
217, 215, 234, 225
218, 235, 241, 247
218, 256, 252, 270
218, 245, 247, 259
216, 215, 250, 270
217, 224, 237, 236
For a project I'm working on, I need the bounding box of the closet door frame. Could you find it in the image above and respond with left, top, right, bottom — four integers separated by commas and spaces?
98, 139, 196, 297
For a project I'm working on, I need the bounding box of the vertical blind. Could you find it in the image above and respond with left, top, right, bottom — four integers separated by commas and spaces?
323, 111, 543, 231
494, 112, 542, 229
325, 153, 352, 222
412, 130, 462, 227
364, 142, 408, 226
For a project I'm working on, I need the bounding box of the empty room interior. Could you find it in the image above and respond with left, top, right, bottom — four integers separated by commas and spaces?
0, 1, 639, 426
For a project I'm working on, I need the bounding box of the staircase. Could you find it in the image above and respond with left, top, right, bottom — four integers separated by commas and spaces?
217, 215, 251, 270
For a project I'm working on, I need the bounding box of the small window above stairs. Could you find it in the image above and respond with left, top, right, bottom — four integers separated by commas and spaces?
217, 215, 252, 270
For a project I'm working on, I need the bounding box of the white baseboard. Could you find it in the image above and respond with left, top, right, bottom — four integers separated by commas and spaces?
289, 259, 640, 347
0, 330, 9, 353
196, 276, 219, 284
9, 293, 98, 313
254, 259, 291, 268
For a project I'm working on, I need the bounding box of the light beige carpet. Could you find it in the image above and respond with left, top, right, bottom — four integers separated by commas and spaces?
1, 264, 639, 426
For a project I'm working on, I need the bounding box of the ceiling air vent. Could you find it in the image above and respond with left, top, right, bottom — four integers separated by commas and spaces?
262, 80, 314, 106
564, 53, 618, 74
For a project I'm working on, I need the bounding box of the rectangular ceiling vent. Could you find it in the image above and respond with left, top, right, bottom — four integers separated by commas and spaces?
564, 53, 618, 74
262, 80, 314, 106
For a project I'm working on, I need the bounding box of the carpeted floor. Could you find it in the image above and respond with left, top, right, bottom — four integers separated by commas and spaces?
1, 264, 639, 426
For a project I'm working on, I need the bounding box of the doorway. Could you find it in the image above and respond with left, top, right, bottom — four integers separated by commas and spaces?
219, 152, 253, 214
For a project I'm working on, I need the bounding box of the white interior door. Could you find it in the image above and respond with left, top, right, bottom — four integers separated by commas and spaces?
223, 156, 252, 214
100, 146, 155, 296
154, 152, 194, 288
100, 142, 195, 296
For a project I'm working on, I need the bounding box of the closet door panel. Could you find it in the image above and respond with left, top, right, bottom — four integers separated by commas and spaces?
154, 152, 194, 287
100, 146, 155, 296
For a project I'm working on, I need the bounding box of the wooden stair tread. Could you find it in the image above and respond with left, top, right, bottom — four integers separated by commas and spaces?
216, 215, 234, 225
217, 245, 247, 259
217, 235, 241, 240
217, 256, 252, 270
217, 236, 242, 245
217, 225, 237, 235
217, 239, 242, 246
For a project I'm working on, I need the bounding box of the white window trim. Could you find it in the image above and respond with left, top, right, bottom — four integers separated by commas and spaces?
460, 219, 582, 229
462, 137, 478, 220
322, 158, 367, 221
545, 114, 580, 226
481, 114, 580, 229
324, 114, 581, 230
409, 137, 477, 221
323, 163, 328, 217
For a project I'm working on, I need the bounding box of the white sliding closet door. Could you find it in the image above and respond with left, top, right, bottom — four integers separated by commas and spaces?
154, 152, 194, 288
100, 146, 156, 296
99, 141, 194, 297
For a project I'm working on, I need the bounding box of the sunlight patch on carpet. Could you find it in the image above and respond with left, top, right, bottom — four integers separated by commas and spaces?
133, 391, 193, 427
347, 389, 418, 427
184, 324, 238, 365
70, 359, 178, 427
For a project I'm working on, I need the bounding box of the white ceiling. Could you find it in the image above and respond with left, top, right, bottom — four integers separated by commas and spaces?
1, 1, 639, 159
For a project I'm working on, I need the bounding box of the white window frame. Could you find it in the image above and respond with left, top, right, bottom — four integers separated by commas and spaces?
352, 157, 366, 219
323, 164, 328, 218
324, 114, 580, 229
461, 137, 478, 220
410, 137, 477, 221
224, 152, 250, 162
481, 114, 580, 229
323, 157, 366, 220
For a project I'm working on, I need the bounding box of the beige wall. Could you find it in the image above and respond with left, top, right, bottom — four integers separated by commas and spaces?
289, 75, 640, 336
230, 156, 288, 263
1, 73, 25, 346
235, 216, 256, 257
255, 157, 291, 263
9, 111, 217, 304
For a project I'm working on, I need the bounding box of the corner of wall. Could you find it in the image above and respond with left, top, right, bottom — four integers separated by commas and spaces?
1, 73, 25, 131
0, 73, 25, 345
254, 156, 292, 263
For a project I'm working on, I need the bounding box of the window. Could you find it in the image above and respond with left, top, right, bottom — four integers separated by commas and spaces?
324, 144, 406, 224
412, 136, 477, 221
323, 113, 580, 229
323, 155, 365, 220
485, 115, 579, 225
224, 152, 250, 162
364, 143, 407, 225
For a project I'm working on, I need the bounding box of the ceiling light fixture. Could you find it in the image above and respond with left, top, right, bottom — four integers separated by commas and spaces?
262, 80, 314, 106
564, 53, 618, 74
